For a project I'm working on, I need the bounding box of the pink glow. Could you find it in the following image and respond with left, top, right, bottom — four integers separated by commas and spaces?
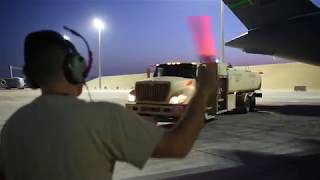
188, 16, 217, 63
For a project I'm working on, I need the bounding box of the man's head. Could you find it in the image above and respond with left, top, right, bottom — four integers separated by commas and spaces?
23, 30, 85, 96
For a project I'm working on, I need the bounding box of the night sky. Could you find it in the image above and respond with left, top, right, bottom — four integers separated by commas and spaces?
1, 0, 319, 79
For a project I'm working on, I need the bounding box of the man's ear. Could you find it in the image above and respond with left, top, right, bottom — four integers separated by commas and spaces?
75, 84, 83, 96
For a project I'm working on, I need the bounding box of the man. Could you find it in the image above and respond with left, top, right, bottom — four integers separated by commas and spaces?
0, 30, 217, 179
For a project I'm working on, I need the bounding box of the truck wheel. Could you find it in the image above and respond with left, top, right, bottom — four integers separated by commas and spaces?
236, 93, 250, 114
249, 96, 256, 112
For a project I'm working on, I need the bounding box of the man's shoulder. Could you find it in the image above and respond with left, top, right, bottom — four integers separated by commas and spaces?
8, 96, 124, 120
85, 100, 123, 111
72, 99, 126, 120
35, 95, 122, 109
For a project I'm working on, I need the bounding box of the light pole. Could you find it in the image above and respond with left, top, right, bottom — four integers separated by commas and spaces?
220, 0, 225, 63
92, 18, 105, 89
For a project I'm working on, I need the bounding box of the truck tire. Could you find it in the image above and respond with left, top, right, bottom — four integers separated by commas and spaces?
236, 93, 250, 113
249, 96, 256, 112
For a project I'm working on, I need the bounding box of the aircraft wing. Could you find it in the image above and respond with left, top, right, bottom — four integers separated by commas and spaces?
223, 0, 319, 30
223, 0, 320, 65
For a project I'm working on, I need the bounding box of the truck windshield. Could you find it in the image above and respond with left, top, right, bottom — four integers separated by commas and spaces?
153, 64, 197, 78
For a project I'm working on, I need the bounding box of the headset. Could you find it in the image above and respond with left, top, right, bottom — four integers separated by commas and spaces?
63, 26, 93, 85
24, 27, 93, 88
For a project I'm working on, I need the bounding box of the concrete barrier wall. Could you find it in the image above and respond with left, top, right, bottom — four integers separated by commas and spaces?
86, 73, 149, 90
235, 63, 320, 92
87, 63, 320, 92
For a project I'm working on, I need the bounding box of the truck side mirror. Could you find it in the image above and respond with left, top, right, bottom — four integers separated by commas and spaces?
146, 67, 151, 78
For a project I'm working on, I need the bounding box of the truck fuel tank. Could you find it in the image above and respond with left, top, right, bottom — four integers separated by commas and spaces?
227, 69, 261, 93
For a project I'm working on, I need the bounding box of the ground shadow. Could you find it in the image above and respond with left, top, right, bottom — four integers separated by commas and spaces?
162, 139, 320, 180
256, 105, 320, 117
165, 152, 320, 180
126, 139, 320, 180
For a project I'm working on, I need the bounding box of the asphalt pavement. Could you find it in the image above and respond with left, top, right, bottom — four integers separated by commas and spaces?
0, 89, 320, 180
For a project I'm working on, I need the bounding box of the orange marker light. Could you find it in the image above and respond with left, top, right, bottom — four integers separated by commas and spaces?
185, 80, 193, 86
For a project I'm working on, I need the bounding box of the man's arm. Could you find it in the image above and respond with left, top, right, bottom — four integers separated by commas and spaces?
152, 63, 217, 158
0, 172, 5, 180
0, 139, 5, 180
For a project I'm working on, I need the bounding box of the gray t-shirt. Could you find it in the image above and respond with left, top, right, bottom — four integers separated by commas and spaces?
0, 95, 164, 180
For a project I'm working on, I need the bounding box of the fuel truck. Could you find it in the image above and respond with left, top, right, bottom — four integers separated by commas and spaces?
126, 62, 262, 122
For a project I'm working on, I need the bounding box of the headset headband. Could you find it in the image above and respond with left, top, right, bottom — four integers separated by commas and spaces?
63, 26, 93, 78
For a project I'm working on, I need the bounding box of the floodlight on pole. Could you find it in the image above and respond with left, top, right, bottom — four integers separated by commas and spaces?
93, 18, 105, 31
63, 35, 71, 41
92, 17, 105, 89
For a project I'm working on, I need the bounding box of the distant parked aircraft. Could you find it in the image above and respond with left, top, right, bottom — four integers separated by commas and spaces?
0, 79, 7, 89
1, 77, 25, 89
224, 0, 320, 65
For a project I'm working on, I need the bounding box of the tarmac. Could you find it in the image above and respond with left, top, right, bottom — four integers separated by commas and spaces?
1, 89, 320, 180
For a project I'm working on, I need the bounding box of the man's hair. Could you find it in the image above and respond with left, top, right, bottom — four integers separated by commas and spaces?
24, 30, 71, 88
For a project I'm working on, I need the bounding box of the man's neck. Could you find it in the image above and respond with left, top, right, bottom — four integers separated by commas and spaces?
41, 84, 78, 97
42, 91, 72, 96
41, 89, 75, 96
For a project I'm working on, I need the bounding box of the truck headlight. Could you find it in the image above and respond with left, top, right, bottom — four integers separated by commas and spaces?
128, 93, 136, 102
169, 94, 187, 104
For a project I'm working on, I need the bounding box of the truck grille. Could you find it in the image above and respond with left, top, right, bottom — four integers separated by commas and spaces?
135, 81, 170, 102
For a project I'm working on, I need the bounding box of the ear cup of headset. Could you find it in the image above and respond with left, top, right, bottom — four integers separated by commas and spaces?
63, 54, 87, 85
